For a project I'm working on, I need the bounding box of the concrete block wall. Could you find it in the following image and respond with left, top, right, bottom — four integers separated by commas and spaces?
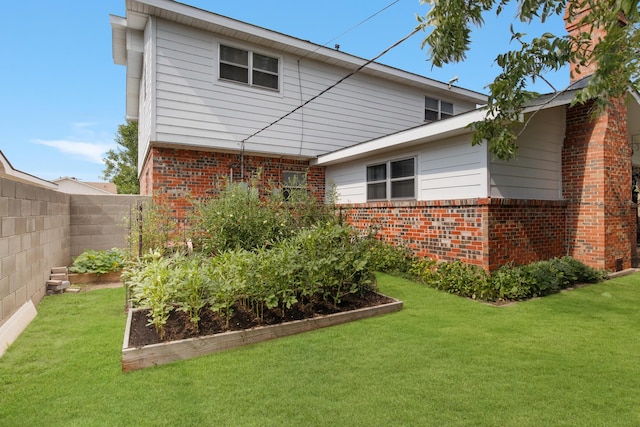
1, 178, 150, 326
0, 176, 70, 324
70, 194, 148, 258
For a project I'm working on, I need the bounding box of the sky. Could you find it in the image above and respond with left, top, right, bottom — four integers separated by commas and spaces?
0, 0, 569, 183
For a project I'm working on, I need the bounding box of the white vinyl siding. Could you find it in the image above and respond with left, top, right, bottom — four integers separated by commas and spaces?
489, 106, 564, 200
327, 135, 487, 204
138, 17, 156, 174
143, 19, 479, 160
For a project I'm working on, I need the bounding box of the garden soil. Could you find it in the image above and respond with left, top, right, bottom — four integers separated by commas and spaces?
129, 290, 393, 347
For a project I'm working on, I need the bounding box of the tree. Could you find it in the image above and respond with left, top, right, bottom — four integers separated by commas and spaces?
418, 0, 640, 160
102, 121, 139, 194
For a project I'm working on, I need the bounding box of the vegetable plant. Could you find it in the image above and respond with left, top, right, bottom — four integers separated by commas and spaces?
69, 248, 126, 275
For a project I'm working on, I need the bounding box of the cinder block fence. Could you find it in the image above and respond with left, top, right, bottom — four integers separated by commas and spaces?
0, 175, 148, 326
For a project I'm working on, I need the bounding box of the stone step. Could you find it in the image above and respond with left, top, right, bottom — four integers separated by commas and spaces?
46, 280, 70, 291
51, 267, 68, 275
50, 273, 68, 281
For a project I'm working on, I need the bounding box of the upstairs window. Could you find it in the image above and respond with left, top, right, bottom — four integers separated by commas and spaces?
366, 158, 415, 201
425, 97, 454, 122
219, 45, 279, 90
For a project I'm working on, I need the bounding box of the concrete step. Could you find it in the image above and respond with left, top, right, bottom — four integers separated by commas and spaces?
51, 267, 68, 275
50, 273, 68, 281
46, 280, 70, 291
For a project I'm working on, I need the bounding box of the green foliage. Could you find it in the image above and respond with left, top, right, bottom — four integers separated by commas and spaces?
127, 197, 178, 255
411, 259, 491, 300
126, 251, 177, 338
411, 256, 606, 301
125, 222, 376, 335
102, 120, 139, 194
69, 248, 126, 275
190, 178, 334, 255
419, 0, 640, 160
363, 236, 414, 275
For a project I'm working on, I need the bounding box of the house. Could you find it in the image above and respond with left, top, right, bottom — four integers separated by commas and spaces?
53, 177, 118, 195
111, 0, 639, 272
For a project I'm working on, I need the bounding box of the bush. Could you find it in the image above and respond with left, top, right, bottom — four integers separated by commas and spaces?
363, 237, 414, 275
189, 179, 335, 255
69, 248, 126, 275
410, 256, 606, 302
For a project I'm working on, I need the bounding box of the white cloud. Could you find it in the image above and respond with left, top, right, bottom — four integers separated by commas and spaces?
32, 139, 115, 164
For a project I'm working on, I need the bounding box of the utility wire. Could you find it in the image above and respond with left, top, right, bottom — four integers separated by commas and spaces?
319, 1, 401, 51
241, 26, 420, 145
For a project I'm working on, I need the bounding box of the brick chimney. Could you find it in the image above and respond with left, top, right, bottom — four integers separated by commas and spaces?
561, 3, 635, 271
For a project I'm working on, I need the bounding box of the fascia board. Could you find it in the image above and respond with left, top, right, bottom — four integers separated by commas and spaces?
313, 108, 487, 166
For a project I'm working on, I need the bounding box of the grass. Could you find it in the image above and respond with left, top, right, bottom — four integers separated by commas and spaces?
1, 273, 639, 426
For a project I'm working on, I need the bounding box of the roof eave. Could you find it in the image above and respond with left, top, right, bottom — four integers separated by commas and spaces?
313, 108, 487, 166
125, 0, 488, 103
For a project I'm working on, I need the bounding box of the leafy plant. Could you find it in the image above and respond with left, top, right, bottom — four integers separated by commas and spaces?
127, 251, 178, 338
127, 196, 178, 256
69, 248, 126, 275
173, 254, 210, 331
362, 235, 414, 275
189, 176, 335, 255
411, 256, 606, 302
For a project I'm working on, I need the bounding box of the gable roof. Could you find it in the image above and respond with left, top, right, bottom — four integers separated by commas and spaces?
111, 0, 487, 119
0, 150, 57, 189
52, 177, 118, 195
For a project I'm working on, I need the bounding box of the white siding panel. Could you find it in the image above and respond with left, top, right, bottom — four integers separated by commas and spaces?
419, 136, 486, 200
138, 17, 155, 173
151, 18, 478, 157
327, 135, 487, 204
489, 106, 565, 200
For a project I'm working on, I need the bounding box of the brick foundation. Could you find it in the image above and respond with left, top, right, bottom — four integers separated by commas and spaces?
140, 146, 325, 223
341, 198, 566, 271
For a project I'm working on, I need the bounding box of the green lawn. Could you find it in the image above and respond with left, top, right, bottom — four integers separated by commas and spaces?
1, 273, 639, 426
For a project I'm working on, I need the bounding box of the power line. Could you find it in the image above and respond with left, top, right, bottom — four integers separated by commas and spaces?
241, 26, 420, 145
320, 0, 401, 49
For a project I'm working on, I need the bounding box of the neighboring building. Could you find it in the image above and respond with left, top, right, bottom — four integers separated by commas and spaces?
0, 151, 57, 190
111, 0, 639, 272
53, 177, 118, 195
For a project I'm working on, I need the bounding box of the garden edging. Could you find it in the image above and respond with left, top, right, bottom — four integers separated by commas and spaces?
122, 294, 403, 371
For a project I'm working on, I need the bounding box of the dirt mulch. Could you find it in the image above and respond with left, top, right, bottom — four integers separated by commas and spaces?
128, 290, 393, 347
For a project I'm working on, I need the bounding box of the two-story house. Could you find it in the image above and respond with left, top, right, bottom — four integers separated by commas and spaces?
111, 0, 640, 272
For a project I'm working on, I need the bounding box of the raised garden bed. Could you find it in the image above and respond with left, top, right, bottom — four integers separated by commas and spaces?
122, 292, 402, 371
68, 271, 121, 284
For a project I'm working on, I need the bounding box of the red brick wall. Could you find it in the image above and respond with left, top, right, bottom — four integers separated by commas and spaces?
342, 198, 566, 271
486, 199, 567, 271
562, 99, 634, 271
140, 146, 325, 224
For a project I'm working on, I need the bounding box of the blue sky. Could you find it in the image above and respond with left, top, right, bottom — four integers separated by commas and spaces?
0, 0, 569, 183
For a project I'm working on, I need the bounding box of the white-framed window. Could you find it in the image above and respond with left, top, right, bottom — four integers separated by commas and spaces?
282, 171, 306, 201
425, 97, 454, 122
366, 158, 416, 201
219, 44, 279, 90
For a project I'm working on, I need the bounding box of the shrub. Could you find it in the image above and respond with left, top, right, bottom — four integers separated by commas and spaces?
190, 179, 335, 255
410, 258, 491, 300
69, 248, 126, 275
411, 256, 606, 302
363, 237, 414, 275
